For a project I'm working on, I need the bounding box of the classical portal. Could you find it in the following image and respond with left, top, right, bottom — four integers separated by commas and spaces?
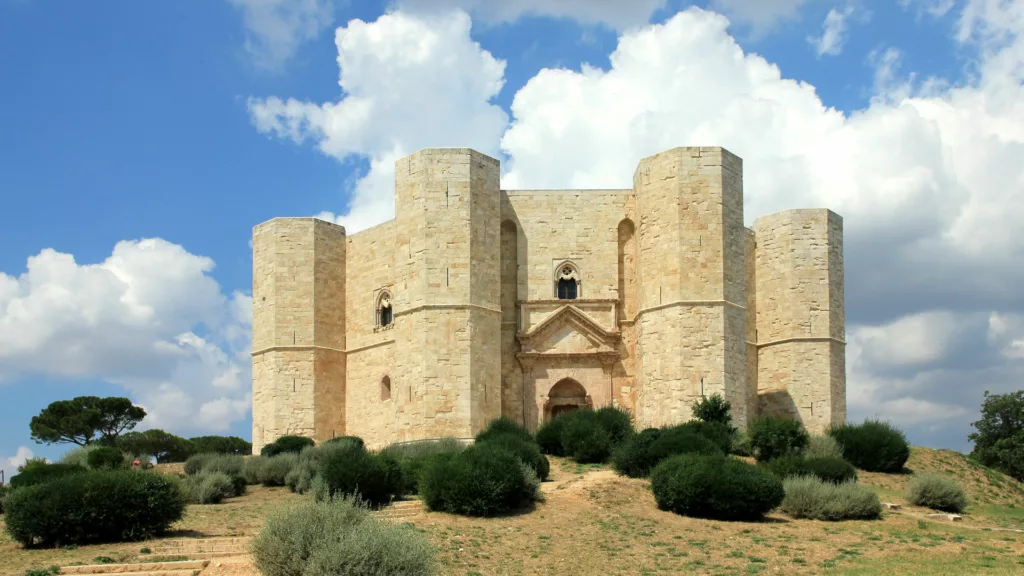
250, 147, 847, 453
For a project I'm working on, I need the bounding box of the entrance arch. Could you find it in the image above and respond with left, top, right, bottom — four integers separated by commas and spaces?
544, 378, 591, 421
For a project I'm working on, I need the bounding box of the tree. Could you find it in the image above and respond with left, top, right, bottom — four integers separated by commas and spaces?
30, 396, 146, 446
692, 394, 733, 427
970, 390, 1024, 480
189, 435, 252, 456
118, 429, 196, 463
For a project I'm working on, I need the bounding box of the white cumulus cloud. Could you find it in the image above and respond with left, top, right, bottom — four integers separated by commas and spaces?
227, 0, 335, 69
808, 5, 857, 56
1, 446, 34, 485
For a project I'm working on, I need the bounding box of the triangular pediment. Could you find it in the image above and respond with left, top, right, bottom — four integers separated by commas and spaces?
517, 305, 619, 354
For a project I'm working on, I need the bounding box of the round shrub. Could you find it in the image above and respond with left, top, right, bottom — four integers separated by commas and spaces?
594, 407, 635, 445
731, 430, 754, 457
4, 470, 186, 547
906, 473, 968, 513
828, 420, 910, 473
251, 495, 435, 576
764, 455, 811, 480
560, 415, 612, 463
648, 426, 722, 462
476, 417, 533, 444
318, 443, 404, 506
535, 417, 567, 456
611, 428, 664, 478
258, 453, 299, 487
261, 435, 315, 457
420, 444, 537, 516
323, 436, 365, 450
748, 415, 810, 462
382, 438, 466, 495
86, 446, 125, 470
805, 457, 857, 484
805, 435, 844, 460
184, 453, 215, 476
184, 453, 244, 477
677, 420, 734, 454
478, 433, 549, 481
780, 476, 881, 521
9, 462, 85, 489
185, 471, 235, 504
650, 453, 785, 521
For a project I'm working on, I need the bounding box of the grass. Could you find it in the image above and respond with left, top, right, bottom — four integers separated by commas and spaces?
2, 447, 1024, 575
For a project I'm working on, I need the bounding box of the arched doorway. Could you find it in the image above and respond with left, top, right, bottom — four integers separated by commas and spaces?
544, 378, 591, 421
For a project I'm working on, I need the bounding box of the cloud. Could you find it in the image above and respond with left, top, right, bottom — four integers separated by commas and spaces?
2, 446, 34, 485
249, 10, 508, 233
249, 2, 1024, 450
392, 0, 667, 31
226, 0, 335, 69
0, 239, 252, 435
808, 5, 857, 56
708, 0, 820, 33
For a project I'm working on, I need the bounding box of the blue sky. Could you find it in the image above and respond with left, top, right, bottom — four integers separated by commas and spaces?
2, 0, 1022, 478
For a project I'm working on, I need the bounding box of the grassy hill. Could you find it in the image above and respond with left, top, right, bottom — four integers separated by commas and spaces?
4, 447, 1024, 575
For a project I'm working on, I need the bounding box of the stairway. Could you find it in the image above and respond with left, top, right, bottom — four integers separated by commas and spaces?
58, 538, 251, 576
374, 499, 424, 520
148, 537, 252, 559
58, 560, 208, 576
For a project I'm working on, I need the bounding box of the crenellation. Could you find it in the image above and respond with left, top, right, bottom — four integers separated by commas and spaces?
252, 146, 846, 452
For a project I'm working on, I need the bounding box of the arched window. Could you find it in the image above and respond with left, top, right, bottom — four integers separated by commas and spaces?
376, 290, 393, 327
381, 375, 391, 401
554, 262, 580, 300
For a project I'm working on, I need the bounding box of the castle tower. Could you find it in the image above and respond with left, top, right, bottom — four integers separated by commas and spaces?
632, 147, 749, 428
752, 209, 845, 433
390, 149, 502, 441
251, 218, 346, 453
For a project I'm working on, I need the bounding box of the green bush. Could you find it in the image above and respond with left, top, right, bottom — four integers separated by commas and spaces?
285, 448, 319, 494
323, 436, 365, 449
594, 407, 635, 445
477, 433, 549, 481
731, 430, 753, 457
560, 414, 612, 463
805, 435, 844, 460
250, 494, 435, 576
318, 442, 404, 506
748, 415, 810, 462
184, 453, 245, 478
805, 457, 857, 484
382, 438, 466, 495
535, 417, 567, 456
780, 476, 881, 521
611, 428, 664, 478
420, 444, 538, 517
677, 420, 734, 454
611, 426, 722, 479
476, 417, 533, 444
764, 455, 811, 480
906, 473, 968, 513
828, 420, 910, 473
60, 445, 102, 468
261, 435, 315, 457
650, 454, 784, 521
692, 394, 733, 426
185, 471, 236, 504
258, 453, 299, 487
86, 446, 125, 470
4, 470, 186, 546
10, 462, 85, 489
242, 456, 266, 485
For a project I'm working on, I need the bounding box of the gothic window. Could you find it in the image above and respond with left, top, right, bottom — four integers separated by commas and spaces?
376, 290, 393, 328
554, 262, 581, 300
381, 375, 391, 401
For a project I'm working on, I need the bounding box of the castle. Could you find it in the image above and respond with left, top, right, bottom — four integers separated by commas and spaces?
251, 147, 846, 453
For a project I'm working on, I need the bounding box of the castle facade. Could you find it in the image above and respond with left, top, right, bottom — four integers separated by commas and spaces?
251, 147, 846, 453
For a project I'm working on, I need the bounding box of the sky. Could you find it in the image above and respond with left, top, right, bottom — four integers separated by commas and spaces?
1, 0, 1022, 480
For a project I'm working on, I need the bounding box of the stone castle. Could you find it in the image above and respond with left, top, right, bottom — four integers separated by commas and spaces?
251, 146, 846, 453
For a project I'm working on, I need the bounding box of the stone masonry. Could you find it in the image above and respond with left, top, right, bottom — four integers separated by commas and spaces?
251, 147, 846, 452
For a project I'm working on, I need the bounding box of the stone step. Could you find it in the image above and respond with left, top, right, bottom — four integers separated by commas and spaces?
151, 538, 250, 554
156, 537, 250, 547
147, 551, 247, 559
60, 560, 207, 574
60, 572, 198, 576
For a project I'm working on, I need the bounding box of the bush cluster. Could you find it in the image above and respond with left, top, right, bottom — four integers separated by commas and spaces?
250, 494, 435, 576
805, 435, 844, 460
475, 427, 549, 482
4, 470, 186, 547
536, 407, 634, 463
381, 438, 466, 495
184, 453, 245, 477
828, 420, 910, 473
748, 415, 810, 462
86, 446, 126, 470
318, 442, 404, 507
906, 473, 968, 513
420, 443, 539, 517
764, 455, 857, 484
261, 435, 315, 457
779, 476, 881, 521
9, 462, 85, 489
611, 426, 720, 478
650, 453, 784, 521
185, 471, 237, 505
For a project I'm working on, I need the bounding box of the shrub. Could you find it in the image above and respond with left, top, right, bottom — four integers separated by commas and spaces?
677, 420, 734, 454
828, 420, 910, 473
323, 436, 365, 450
420, 444, 538, 516
477, 433, 550, 481
318, 442, 404, 506
184, 453, 214, 476
748, 415, 810, 462
805, 435, 844, 460
261, 435, 315, 457
764, 455, 811, 480
805, 457, 857, 484
9, 462, 85, 489
611, 428, 664, 478
906, 473, 968, 513
60, 445, 102, 468
242, 456, 266, 485
611, 426, 721, 479
650, 453, 784, 521
4, 470, 186, 546
780, 476, 881, 521
476, 417, 533, 444
382, 438, 466, 495
250, 494, 435, 576
86, 446, 125, 470
594, 407, 635, 445
258, 454, 299, 487
731, 430, 753, 457
185, 471, 236, 505
692, 394, 733, 426
228, 474, 247, 497
559, 414, 612, 463
285, 449, 319, 495
184, 453, 245, 477
535, 417, 567, 456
